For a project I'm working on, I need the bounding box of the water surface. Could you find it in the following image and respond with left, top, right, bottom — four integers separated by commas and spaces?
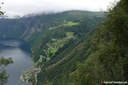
0, 39, 32, 85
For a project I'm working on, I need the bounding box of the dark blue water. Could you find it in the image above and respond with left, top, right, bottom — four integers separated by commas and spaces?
0, 39, 32, 85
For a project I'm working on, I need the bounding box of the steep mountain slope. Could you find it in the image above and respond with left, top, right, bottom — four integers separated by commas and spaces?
31, 12, 105, 62
28, 12, 105, 85
0, 1, 127, 85
0, 11, 105, 85
0, 19, 26, 39
0, 10, 105, 60
36, 0, 128, 85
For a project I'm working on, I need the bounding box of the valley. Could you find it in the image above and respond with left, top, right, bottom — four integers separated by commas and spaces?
0, 10, 105, 85
0, 39, 32, 85
0, 0, 128, 84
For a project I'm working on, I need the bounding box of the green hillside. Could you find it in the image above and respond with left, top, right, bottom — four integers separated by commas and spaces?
0, 10, 105, 60
31, 11, 105, 62
0, 10, 106, 85
0, 0, 127, 84
36, 0, 128, 85
28, 12, 105, 85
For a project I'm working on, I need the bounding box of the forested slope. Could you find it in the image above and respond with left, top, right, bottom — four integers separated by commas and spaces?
0, 10, 105, 61
0, 11, 106, 85
36, 0, 128, 85
0, 0, 127, 85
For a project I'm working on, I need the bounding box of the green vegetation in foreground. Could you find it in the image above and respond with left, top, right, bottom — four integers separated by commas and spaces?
0, 57, 13, 85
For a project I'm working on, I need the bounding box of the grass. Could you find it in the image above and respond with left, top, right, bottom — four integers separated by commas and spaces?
43, 32, 75, 60
62, 21, 79, 27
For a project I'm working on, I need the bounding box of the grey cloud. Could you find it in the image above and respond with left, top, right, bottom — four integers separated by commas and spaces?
1, 0, 119, 17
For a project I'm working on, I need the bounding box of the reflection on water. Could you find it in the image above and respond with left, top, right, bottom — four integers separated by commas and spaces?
0, 39, 32, 85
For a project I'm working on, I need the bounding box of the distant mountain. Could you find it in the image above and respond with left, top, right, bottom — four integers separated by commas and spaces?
0, 11, 104, 39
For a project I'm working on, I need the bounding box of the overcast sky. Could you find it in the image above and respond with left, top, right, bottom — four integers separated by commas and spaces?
1, 0, 119, 17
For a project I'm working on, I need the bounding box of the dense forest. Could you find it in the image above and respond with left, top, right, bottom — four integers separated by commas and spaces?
0, 0, 128, 85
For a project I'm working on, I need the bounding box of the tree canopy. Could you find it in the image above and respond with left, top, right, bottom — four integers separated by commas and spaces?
0, 57, 13, 85
0, 2, 4, 15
